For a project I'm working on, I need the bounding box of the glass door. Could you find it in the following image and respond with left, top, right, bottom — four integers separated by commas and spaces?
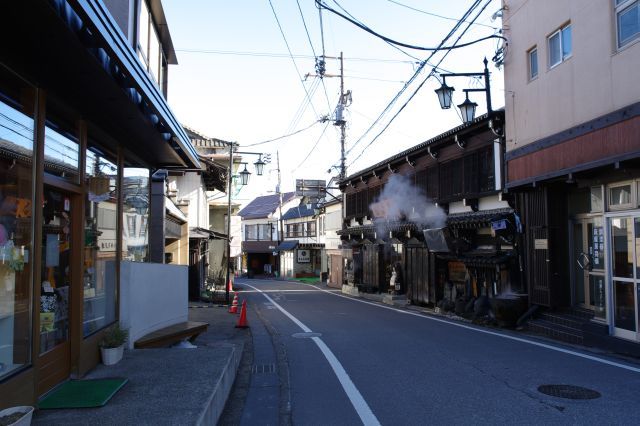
38, 185, 77, 393
609, 216, 640, 341
572, 217, 606, 318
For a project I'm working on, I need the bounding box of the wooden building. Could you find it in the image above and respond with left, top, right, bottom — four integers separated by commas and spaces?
338, 111, 525, 313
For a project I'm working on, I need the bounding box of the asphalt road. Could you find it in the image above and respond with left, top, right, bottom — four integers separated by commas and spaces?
233, 278, 640, 426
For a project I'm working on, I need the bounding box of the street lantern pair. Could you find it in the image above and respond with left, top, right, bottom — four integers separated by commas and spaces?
238, 154, 266, 185
434, 58, 492, 124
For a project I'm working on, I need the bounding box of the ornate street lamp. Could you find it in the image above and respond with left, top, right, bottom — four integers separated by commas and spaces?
254, 155, 265, 176
434, 81, 455, 109
457, 93, 478, 124
238, 163, 251, 185
435, 58, 492, 124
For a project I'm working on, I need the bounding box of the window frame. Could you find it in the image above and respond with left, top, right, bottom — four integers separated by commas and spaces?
616, 0, 640, 48
607, 181, 636, 211
548, 23, 572, 69
528, 46, 539, 80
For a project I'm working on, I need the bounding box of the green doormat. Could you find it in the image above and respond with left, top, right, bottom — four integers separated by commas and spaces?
38, 378, 128, 409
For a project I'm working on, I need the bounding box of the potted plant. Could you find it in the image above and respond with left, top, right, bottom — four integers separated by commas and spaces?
0, 406, 34, 426
99, 322, 129, 366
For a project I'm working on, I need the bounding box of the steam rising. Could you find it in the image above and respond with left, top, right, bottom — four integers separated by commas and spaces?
369, 174, 446, 234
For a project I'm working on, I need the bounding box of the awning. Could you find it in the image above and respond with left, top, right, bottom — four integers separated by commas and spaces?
275, 240, 299, 251
189, 227, 227, 240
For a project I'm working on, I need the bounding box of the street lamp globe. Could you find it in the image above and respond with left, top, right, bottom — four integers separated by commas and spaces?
434, 82, 455, 109
254, 155, 265, 176
457, 95, 478, 124
239, 163, 251, 185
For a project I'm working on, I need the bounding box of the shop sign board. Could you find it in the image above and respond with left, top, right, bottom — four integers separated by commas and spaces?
297, 249, 310, 263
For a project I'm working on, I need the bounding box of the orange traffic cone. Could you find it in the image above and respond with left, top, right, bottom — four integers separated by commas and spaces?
227, 278, 233, 293
235, 300, 249, 328
228, 293, 239, 314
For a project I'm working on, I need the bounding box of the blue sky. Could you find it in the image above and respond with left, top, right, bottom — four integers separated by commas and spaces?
163, 0, 505, 200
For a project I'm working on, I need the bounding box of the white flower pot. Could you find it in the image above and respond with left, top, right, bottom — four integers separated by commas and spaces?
0, 406, 34, 426
100, 345, 124, 366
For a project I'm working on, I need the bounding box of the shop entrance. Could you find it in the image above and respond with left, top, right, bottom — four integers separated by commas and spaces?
571, 216, 606, 319
609, 215, 640, 342
37, 185, 79, 394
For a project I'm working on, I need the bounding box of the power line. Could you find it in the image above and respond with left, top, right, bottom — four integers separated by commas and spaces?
267, 0, 321, 120
295, 0, 332, 111
316, 0, 505, 52
385, 0, 499, 30
244, 121, 320, 147
174, 48, 415, 65
348, 0, 494, 167
291, 120, 331, 173
344, 0, 483, 159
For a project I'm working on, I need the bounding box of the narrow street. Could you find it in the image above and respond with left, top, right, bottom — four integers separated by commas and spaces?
232, 278, 640, 426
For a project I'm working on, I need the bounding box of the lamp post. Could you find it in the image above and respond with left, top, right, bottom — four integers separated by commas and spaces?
225, 147, 267, 305
434, 57, 492, 124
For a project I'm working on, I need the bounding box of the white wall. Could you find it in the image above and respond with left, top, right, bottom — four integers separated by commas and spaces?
119, 261, 188, 349
172, 173, 209, 229
503, 0, 640, 151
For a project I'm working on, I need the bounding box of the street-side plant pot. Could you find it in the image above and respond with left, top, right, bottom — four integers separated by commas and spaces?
0, 406, 34, 426
100, 345, 124, 366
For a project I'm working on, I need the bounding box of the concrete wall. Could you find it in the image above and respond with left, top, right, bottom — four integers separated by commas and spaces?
119, 261, 188, 349
502, 0, 640, 151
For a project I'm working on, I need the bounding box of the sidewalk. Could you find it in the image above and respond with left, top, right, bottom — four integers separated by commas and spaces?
33, 301, 249, 426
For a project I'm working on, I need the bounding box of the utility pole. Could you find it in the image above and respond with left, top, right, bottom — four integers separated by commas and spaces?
305, 52, 351, 181
225, 142, 234, 306
276, 151, 284, 273
338, 52, 347, 181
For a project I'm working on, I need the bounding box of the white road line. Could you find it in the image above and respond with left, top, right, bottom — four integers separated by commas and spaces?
307, 284, 640, 374
239, 289, 340, 293
244, 283, 381, 426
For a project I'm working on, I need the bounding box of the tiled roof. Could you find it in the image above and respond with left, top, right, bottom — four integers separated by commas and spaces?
238, 192, 296, 219
282, 204, 317, 220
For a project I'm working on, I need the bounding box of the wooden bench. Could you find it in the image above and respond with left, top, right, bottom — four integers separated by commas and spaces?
134, 321, 209, 349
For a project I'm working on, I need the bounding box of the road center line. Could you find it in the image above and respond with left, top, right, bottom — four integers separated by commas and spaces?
309, 284, 640, 374
244, 283, 381, 426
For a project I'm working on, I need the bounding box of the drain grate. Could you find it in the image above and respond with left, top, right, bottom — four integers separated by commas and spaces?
537, 384, 601, 400
292, 332, 322, 339
252, 364, 276, 374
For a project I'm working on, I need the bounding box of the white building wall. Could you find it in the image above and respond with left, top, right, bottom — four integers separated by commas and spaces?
502, 0, 640, 152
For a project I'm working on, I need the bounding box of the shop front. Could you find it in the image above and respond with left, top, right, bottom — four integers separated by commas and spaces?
0, 0, 199, 406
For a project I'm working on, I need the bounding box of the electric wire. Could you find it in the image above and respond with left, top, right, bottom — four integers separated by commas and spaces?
291, 120, 331, 173
385, 0, 499, 30
316, 0, 505, 52
344, 0, 483, 159
174, 48, 416, 65
244, 121, 320, 147
296, 0, 332, 111
267, 0, 321, 121
348, 0, 494, 167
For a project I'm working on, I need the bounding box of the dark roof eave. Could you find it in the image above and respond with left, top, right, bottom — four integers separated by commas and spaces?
339, 110, 504, 185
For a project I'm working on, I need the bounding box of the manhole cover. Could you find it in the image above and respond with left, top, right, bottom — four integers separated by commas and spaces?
292, 332, 322, 338
537, 385, 601, 400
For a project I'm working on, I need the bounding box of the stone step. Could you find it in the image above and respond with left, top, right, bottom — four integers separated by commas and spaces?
527, 319, 584, 346
561, 307, 595, 320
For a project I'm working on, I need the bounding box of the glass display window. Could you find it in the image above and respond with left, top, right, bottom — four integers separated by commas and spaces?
82, 145, 118, 337
0, 66, 35, 380
122, 167, 150, 262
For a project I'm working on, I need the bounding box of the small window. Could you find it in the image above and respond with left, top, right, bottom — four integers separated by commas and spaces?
590, 185, 604, 213
548, 23, 572, 68
528, 47, 538, 80
616, 0, 640, 48
608, 181, 636, 210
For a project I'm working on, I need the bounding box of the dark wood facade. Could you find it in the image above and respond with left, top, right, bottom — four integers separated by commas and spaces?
338, 111, 524, 310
